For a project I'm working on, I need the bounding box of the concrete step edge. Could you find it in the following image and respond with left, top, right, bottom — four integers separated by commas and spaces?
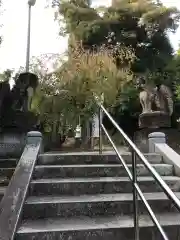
25, 192, 180, 205
0, 186, 6, 194
0, 177, 10, 182
0, 158, 18, 161
0, 168, 15, 171
17, 213, 180, 234
35, 164, 172, 168
30, 176, 180, 184
39, 152, 161, 157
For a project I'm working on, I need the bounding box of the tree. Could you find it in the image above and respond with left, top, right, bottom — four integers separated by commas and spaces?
0, 69, 14, 82
54, 0, 180, 74
45, 0, 179, 138
168, 48, 180, 122
53, 0, 179, 118
31, 47, 134, 128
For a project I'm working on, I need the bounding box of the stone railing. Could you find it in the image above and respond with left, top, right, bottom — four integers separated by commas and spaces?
0, 131, 42, 240
148, 132, 180, 177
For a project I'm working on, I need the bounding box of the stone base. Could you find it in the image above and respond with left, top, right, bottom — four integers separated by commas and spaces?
0, 111, 39, 158
139, 111, 171, 129
0, 133, 26, 158
0, 110, 38, 133
134, 128, 180, 153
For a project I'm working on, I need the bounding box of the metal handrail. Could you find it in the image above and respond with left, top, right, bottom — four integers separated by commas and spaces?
99, 104, 180, 240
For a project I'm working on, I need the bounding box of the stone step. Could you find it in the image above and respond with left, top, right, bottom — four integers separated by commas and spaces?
29, 176, 180, 196
38, 152, 162, 165
16, 213, 180, 240
23, 192, 180, 219
0, 186, 6, 201
33, 164, 173, 179
0, 158, 18, 168
0, 168, 15, 179
0, 177, 9, 186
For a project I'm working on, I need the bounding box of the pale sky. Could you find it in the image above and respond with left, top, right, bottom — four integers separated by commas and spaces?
0, 0, 179, 72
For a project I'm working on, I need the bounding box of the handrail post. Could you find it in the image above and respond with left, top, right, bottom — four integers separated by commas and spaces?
27, 131, 44, 153
132, 150, 139, 240
99, 106, 102, 154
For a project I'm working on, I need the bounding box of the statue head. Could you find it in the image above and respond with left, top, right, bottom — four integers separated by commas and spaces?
136, 76, 146, 90
154, 78, 162, 90
14, 72, 38, 91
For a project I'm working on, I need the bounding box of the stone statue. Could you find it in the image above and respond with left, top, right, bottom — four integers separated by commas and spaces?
0, 80, 11, 116
139, 83, 155, 113
138, 78, 173, 116
154, 84, 173, 116
137, 78, 173, 128
0, 72, 38, 132
11, 72, 38, 112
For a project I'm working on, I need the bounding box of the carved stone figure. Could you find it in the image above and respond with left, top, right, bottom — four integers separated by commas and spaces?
154, 84, 173, 116
11, 72, 38, 112
0, 72, 38, 132
0, 80, 11, 116
137, 78, 173, 128
138, 79, 173, 116
139, 84, 155, 113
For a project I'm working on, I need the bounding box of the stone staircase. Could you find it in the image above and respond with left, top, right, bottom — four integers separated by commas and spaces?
0, 158, 18, 201
15, 152, 180, 240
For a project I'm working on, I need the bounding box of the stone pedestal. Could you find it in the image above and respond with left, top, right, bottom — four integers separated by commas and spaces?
148, 132, 166, 153
0, 72, 39, 158
0, 110, 38, 132
134, 128, 180, 153
139, 111, 171, 129
0, 133, 26, 158
136, 111, 173, 153
0, 111, 39, 158
27, 131, 43, 153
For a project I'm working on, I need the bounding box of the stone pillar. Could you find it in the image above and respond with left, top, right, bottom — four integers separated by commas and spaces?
148, 132, 166, 153
27, 131, 43, 153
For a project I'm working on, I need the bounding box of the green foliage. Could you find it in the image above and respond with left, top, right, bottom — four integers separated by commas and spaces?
113, 82, 140, 117
0, 69, 14, 82
172, 51, 180, 99
45, 0, 180, 135
146, 47, 180, 90
56, 0, 179, 74
27, 45, 135, 138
